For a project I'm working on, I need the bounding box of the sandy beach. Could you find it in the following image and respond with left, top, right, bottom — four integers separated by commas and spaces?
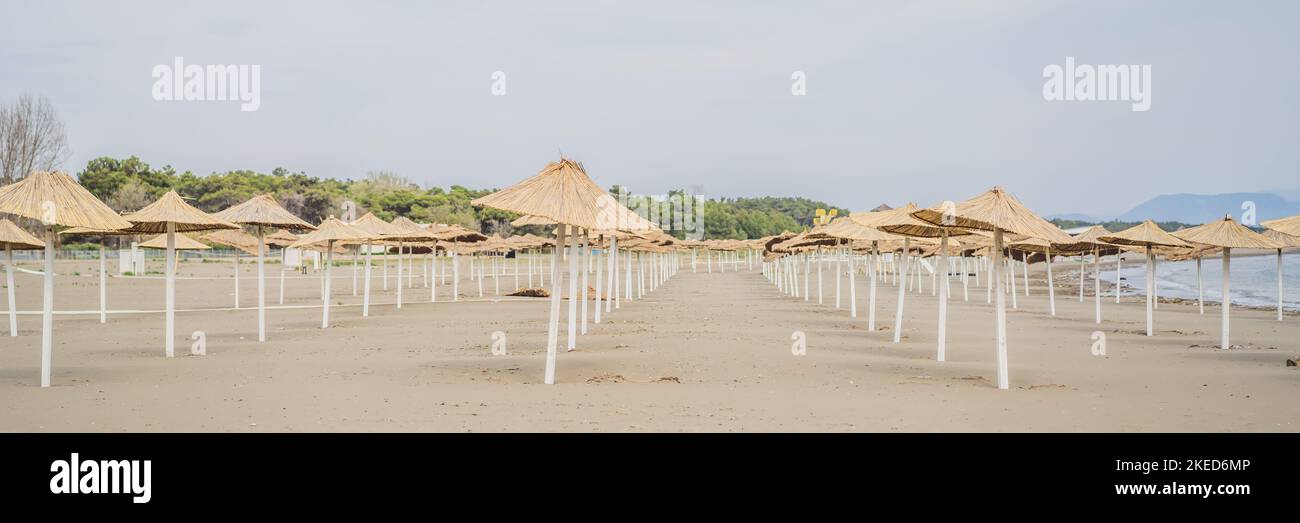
1, 255, 1297, 432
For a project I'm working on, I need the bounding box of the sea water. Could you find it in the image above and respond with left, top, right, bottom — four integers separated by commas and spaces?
1099, 252, 1300, 311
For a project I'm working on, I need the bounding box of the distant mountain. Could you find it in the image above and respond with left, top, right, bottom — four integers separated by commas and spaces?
1116, 192, 1300, 224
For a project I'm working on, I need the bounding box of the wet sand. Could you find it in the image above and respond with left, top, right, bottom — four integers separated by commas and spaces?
1, 254, 1297, 432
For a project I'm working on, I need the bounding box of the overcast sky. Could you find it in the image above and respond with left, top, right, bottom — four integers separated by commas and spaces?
2, 0, 1297, 217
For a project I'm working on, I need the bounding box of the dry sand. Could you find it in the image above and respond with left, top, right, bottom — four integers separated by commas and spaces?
1, 255, 1297, 432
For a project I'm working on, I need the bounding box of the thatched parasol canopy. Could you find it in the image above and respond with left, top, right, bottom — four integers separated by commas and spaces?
290, 217, 372, 249
121, 191, 239, 233
428, 223, 488, 243
211, 194, 315, 231
201, 229, 261, 255
761, 232, 797, 252
0, 170, 132, 230
1099, 220, 1192, 249
139, 233, 211, 250
349, 212, 403, 239
808, 216, 900, 242
1172, 215, 1284, 250
1262, 228, 1300, 248
910, 189, 1074, 243
511, 214, 556, 227
1261, 214, 1300, 237
855, 202, 975, 238
264, 229, 301, 247
471, 158, 655, 232
383, 216, 439, 242
0, 219, 44, 250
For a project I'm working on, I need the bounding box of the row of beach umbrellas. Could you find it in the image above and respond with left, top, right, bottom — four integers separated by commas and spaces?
759, 187, 1296, 390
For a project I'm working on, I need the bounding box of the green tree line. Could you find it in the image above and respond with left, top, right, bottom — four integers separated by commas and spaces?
71, 156, 846, 240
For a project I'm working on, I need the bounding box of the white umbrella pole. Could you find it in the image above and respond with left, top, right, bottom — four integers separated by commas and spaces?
6, 245, 16, 336
566, 227, 579, 351
382, 250, 388, 290
816, 247, 824, 304
396, 241, 404, 308
431, 249, 438, 303
993, 228, 1009, 390
1278, 249, 1284, 321
1046, 246, 1055, 316
1222, 247, 1231, 349
513, 252, 519, 291
1115, 254, 1122, 303
986, 254, 992, 304
610, 236, 619, 311
544, 225, 565, 384
1079, 255, 1085, 302
848, 250, 857, 318
1009, 251, 1017, 309
352, 248, 358, 296
40, 227, 55, 386
580, 231, 589, 335
624, 249, 631, 303
363, 241, 372, 316
1093, 246, 1101, 324
835, 248, 842, 308
452, 244, 459, 301
1196, 256, 1203, 314
476, 256, 484, 297
595, 238, 603, 324
1145, 245, 1154, 336
937, 230, 948, 361
868, 243, 879, 331
98, 243, 107, 323
322, 240, 333, 328
804, 253, 811, 301
1022, 252, 1028, 296
257, 226, 266, 342
232, 249, 240, 309
279, 251, 285, 305
962, 255, 969, 302
892, 237, 910, 343
165, 223, 176, 358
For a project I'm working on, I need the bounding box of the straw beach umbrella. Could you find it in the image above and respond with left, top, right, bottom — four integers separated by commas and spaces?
0, 219, 44, 336
1260, 214, 1300, 237
199, 228, 258, 311
853, 203, 974, 361
121, 190, 238, 358
1171, 215, 1283, 349
289, 217, 372, 328
381, 216, 438, 309
1098, 220, 1191, 337
471, 158, 653, 384
0, 170, 133, 387
61, 225, 144, 324
349, 213, 403, 316
1261, 229, 1300, 321
428, 224, 487, 302
807, 217, 899, 331
912, 187, 1074, 389
212, 194, 316, 342
1261, 216, 1300, 321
